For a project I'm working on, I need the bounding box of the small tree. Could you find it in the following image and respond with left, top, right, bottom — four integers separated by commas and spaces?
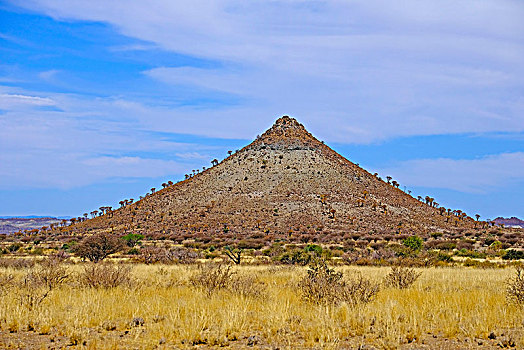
74, 233, 124, 263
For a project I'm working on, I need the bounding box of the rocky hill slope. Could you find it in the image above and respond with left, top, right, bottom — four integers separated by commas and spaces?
64, 116, 479, 239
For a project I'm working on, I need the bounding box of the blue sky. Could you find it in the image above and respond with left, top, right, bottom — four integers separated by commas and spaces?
0, 1, 523, 220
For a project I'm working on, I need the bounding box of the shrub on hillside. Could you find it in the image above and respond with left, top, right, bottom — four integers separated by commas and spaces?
503, 250, 524, 260
73, 233, 124, 262
7, 243, 22, 253
121, 233, 144, 247
140, 246, 199, 264
402, 236, 423, 251
277, 248, 312, 265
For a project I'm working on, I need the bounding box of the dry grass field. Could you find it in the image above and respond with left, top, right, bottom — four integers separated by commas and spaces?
0, 260, 523, 349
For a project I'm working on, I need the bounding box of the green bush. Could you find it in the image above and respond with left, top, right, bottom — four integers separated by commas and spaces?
402, 236, 423, 251
456, 249, 487, 259
503, 250, 524, 260
127, 248, 141, 255
437, 252, 453, 262
121, 234, 144, 247
277, 248, 312, 265
430, 232, 443, 239
304, 244, 323, 255
7, 243, 22, 253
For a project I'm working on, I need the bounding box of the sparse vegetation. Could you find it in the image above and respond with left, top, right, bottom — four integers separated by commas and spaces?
1, 262, 523, 348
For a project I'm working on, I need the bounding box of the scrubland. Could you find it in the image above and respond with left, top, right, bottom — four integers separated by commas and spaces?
1, 259, 523, 349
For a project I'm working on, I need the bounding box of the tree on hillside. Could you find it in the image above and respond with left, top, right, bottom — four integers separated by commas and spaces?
386, 176, 392, 184
211, 159, 218, 166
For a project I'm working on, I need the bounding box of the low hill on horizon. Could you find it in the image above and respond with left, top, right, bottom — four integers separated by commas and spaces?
494, 217, 524, 228
0, 217, 63, 235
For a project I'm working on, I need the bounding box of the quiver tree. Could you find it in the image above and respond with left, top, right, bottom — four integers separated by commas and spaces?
211, 159, 218, 166
224, 246, 242, 265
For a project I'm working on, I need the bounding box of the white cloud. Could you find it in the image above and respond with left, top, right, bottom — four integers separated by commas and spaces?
378, 152, 524, 193
0, 93, 55, 107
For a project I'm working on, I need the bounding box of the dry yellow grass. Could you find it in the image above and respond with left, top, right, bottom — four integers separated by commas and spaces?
0, 263, 523, 349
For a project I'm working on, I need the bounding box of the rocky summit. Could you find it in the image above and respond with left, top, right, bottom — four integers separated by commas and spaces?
68, 116, 477, 238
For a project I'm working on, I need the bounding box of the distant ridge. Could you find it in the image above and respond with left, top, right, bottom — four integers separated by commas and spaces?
494, 217, 524, 228
0, 216, 69, 219
65, 116, 478, 237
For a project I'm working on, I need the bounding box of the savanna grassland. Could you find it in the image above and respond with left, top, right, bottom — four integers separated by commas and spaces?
2, 117, 523, 349
0, 257, 523, 349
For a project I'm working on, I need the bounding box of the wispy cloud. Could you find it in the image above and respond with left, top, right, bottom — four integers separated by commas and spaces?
6, 0, 524, 144
0, 93, 55, 107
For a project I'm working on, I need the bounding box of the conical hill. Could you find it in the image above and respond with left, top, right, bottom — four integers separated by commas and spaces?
70, 116, 475, 238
